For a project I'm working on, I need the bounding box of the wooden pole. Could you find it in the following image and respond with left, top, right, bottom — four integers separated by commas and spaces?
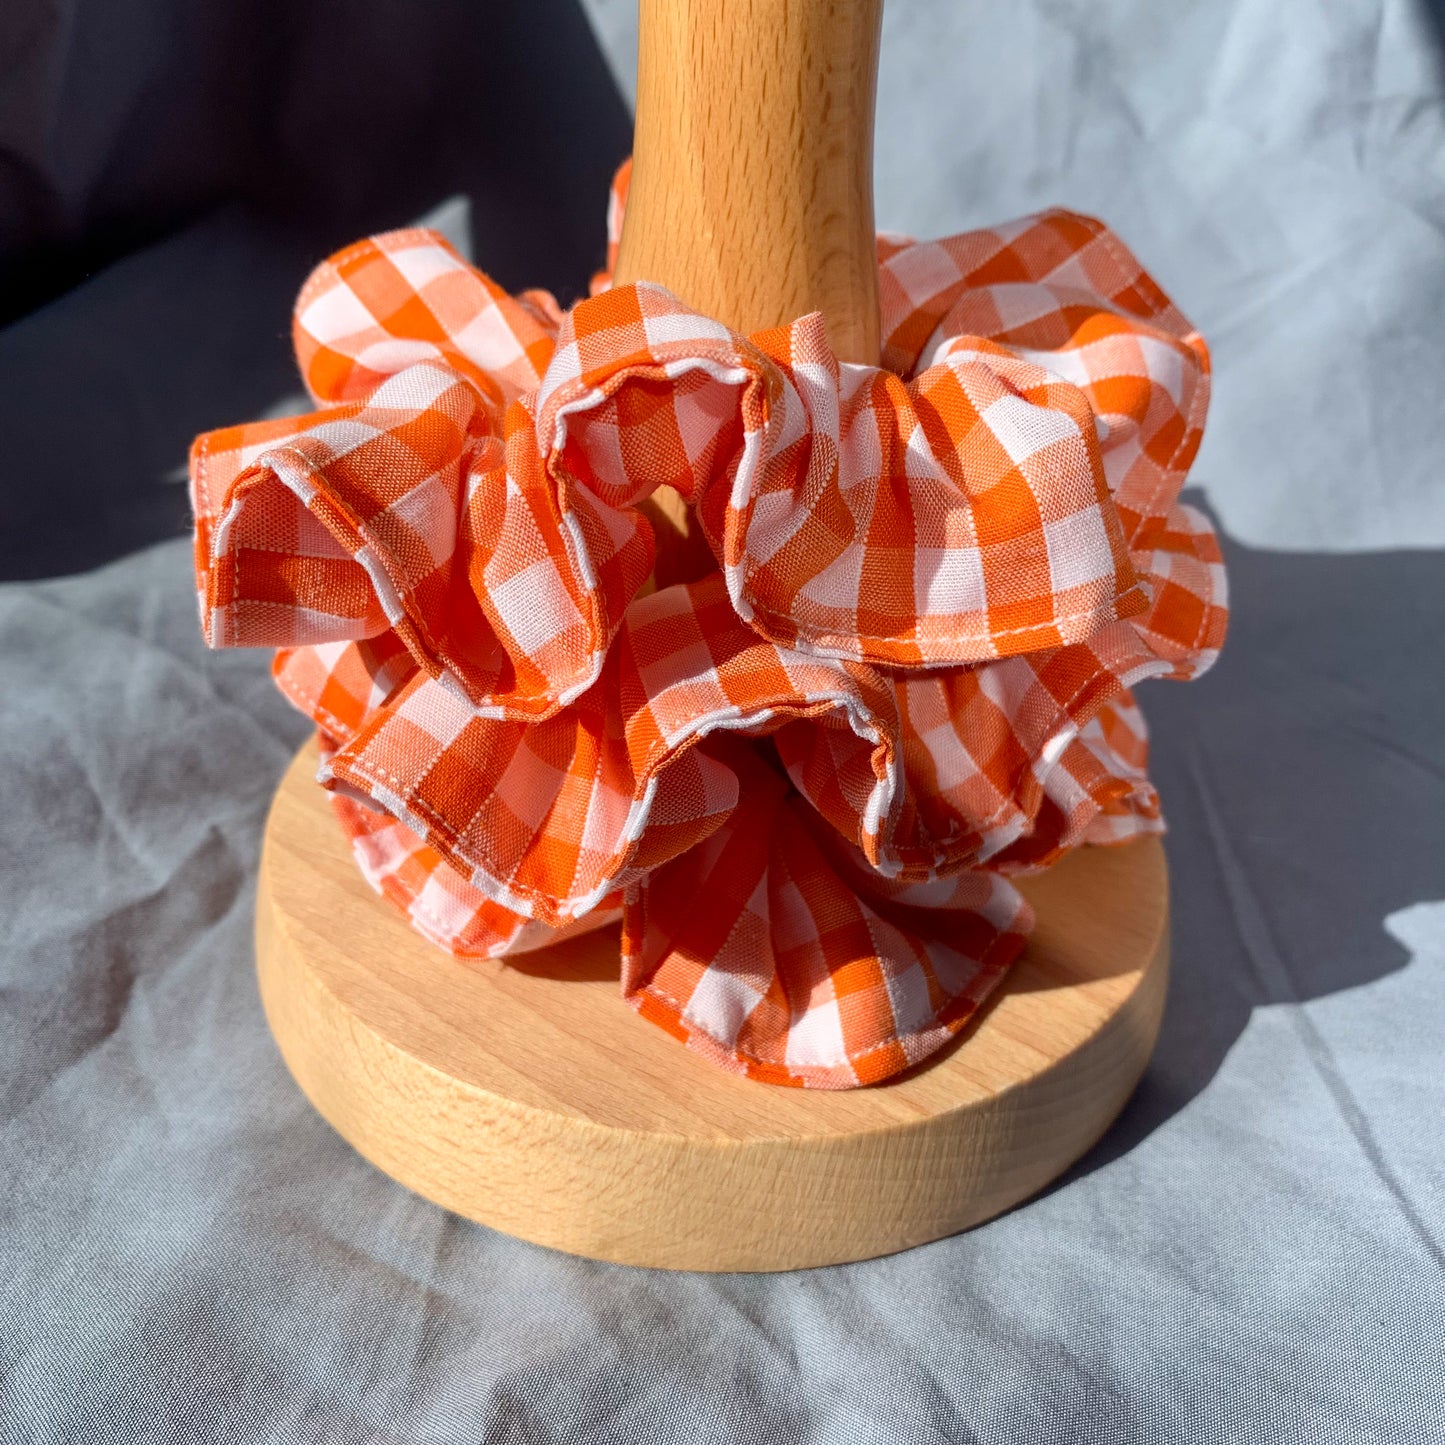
614, 0, 882, 365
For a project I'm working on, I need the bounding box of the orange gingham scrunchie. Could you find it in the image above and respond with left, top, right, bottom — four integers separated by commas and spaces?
189, 161, 1226, 1089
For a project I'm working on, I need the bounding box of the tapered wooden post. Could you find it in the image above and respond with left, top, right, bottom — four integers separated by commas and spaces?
614, 0, 882, 364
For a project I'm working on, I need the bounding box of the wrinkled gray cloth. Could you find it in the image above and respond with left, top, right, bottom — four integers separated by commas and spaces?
4, 1, 1445, 1441
4, 531, 1442, 1444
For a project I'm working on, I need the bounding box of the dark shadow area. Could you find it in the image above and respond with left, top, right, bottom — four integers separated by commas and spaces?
0, 0, 632, 581
1050, 516, 1445, 1189
1423, 0, 1445, 79
504, 925, 623, 985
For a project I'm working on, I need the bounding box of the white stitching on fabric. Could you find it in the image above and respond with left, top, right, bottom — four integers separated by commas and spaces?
743, 588, 1149, 652
633, 919, 1020, 1078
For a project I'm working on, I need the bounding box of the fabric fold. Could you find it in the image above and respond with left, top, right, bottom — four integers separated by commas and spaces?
538, 283, 1149, 670
317, 574, 900, 925
622, 742, 1031, 1089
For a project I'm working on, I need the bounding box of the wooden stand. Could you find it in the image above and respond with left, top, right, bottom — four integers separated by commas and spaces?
252, 0, 1173, 1271
258, 742, 1168, 1272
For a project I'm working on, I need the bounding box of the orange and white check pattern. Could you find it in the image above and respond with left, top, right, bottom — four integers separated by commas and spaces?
191, 161, 1225, 1088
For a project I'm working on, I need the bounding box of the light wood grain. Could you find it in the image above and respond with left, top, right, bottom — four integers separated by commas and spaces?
256, 740, 1170, 1271
613, 0, 883, 364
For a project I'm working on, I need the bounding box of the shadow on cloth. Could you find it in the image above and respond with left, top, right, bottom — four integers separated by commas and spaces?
1051, 519, 1445, 1188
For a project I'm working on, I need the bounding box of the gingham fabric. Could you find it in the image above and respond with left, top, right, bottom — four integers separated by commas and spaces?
190, 161, 1226, 1088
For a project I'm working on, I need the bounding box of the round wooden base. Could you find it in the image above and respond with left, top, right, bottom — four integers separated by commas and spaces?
257, 740, 1169, 1272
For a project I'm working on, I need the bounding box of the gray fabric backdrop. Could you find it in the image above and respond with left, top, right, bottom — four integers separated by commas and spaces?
3, 2, 1444, 1440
